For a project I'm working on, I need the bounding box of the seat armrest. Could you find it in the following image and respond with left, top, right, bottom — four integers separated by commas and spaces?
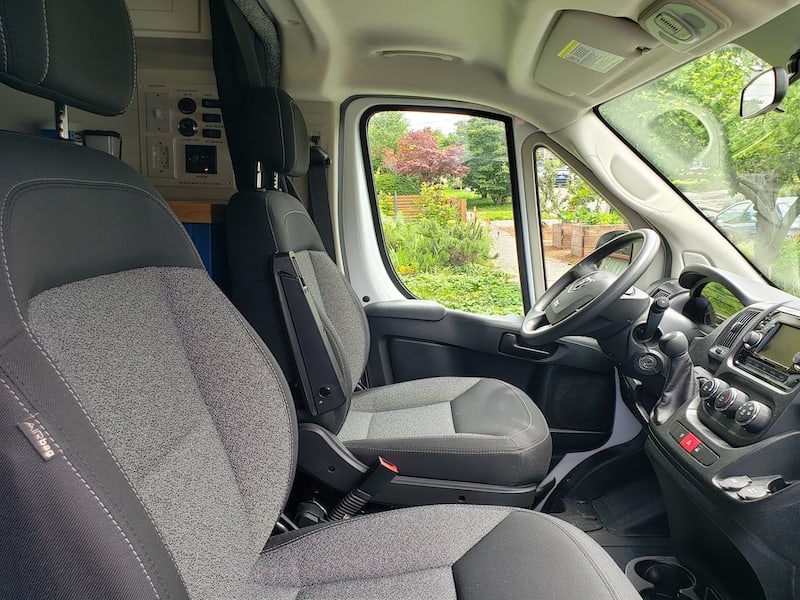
364, 299, 446, 321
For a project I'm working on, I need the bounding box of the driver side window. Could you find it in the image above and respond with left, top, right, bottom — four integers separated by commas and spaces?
534, 147, 630, 285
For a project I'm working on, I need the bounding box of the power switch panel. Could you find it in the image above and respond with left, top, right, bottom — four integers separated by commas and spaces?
145, 92, 170, 132
138, 82, 234, 200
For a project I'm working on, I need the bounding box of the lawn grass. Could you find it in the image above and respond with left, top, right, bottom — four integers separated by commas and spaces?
461, 193, 514, 221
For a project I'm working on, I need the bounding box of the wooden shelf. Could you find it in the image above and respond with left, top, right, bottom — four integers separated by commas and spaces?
167, 201, 225, 224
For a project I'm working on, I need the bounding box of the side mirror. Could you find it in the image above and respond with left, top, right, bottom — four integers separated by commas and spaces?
740, 67, 789, 119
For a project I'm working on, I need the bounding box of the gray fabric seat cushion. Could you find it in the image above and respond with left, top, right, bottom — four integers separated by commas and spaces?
248, 504, 640, 600
338, 377, 551, 486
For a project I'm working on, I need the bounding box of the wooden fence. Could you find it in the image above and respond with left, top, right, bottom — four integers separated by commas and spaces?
387, 194, 468, 222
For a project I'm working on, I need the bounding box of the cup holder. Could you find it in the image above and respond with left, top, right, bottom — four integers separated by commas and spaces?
626, 557, 699, 600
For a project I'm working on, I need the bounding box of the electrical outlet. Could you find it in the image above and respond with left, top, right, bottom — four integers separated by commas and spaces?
148, 138, 175, 178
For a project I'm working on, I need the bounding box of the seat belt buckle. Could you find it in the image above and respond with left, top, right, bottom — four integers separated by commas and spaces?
328, 457, 398, 520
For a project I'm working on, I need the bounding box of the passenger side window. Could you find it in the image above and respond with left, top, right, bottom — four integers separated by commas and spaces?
365, 110, 523, 316
534, 147, 630, 285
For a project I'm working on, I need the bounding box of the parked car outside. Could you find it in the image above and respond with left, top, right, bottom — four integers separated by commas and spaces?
713, 196, 800, 242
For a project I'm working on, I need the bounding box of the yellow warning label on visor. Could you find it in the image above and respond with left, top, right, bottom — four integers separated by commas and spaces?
558, 40, 625, 73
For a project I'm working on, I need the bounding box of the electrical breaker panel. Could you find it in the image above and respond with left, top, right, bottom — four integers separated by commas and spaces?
137, 82, 235, 200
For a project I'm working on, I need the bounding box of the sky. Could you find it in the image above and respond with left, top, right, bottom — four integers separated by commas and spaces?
404, 111, 468, 134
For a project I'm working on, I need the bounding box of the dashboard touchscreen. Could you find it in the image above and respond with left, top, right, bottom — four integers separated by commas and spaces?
757, 324, 800, 369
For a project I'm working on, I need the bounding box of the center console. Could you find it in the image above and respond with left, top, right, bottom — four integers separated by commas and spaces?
645, 301, 800, 600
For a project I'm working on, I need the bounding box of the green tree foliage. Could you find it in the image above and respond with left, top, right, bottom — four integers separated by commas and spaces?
455, 118, 512, 205
367, 111, 409, 170
374, 172, 420, 195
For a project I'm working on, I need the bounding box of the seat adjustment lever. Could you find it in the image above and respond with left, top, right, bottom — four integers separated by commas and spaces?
328, 457, 398, 520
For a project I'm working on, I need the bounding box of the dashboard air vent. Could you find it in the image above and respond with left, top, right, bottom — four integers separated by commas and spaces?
652, 288, 671, 299
717, 308, 760, 348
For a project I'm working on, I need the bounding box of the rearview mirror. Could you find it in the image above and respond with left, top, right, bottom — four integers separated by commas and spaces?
740, 67, 789, 119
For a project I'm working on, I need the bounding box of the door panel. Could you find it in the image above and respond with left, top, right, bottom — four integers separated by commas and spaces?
365, 300, 616, 456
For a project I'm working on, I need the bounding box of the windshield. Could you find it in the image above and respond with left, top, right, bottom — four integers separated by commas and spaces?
600, 45, 800, 294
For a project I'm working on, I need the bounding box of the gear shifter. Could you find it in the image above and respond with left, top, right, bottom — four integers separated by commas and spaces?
651, 331, 696, 425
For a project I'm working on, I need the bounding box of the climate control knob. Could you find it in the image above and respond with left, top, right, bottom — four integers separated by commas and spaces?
699, 378, 729, 408
735, 401, 772, 433
714, 388, 749, 418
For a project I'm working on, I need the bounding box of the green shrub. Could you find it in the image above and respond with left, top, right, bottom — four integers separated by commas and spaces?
383, 217, 495, 274
380, 182, 519, 315
402, 266, 523, 315
558, 208, 626, 225
416, 182, 459, 225
374, 172, 420, 195
672, 178, 713, 192
378, 191, 395, 217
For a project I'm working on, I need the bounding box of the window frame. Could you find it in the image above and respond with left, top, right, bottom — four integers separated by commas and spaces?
357, 104, 533, 314
527, 136, 651, 291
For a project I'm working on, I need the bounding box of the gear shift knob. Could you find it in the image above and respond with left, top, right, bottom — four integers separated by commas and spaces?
659, 331, 688, 358
652, 331, 694, 426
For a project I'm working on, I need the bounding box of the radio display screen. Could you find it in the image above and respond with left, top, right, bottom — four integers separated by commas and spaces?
757, 324, 800, 369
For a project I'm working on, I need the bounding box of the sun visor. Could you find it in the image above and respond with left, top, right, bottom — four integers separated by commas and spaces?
533, 11, 659, 97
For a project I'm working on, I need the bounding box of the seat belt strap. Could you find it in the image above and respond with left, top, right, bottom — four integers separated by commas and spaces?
308, 137, 336, 259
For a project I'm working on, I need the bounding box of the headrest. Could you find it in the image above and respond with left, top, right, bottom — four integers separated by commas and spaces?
240, 87, 310, 178
0, 0, 135, 116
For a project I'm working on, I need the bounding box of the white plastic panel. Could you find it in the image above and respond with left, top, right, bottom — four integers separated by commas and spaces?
126, 0, 210, 39
137, 82, 234, 201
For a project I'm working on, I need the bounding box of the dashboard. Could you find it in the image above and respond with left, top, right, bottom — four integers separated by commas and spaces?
635, 264, 800, 600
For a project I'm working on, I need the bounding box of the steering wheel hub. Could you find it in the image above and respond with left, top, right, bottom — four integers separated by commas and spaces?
521, 229, 661, 345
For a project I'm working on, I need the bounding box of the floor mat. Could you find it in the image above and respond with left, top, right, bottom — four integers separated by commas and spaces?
591, 476, 669, 537
554, 498, 603, 532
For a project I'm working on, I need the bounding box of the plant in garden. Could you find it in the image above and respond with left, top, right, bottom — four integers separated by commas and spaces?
402, 266, 523, 316
382, 183, 496, 275
374, 172, 420, 195
383, 128, 470, 184
415, 183, 459, 224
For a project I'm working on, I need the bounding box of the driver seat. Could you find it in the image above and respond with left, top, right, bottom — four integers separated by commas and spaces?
226, 87, 552, 494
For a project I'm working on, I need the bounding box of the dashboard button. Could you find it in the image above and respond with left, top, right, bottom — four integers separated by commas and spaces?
680, 432, 701, 453
669, 423, 689, 442
737, 485, 769, 501
718, 475, 752, 491
692, 444, 719, 466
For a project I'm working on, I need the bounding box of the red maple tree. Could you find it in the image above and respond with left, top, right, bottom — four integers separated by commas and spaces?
382, 128, 469, 183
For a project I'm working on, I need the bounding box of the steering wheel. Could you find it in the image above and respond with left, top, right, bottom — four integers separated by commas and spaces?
521, 229, 661, 345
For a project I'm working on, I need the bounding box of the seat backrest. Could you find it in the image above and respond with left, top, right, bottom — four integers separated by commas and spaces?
0, 3, 296, 598
227, 87, 370, 433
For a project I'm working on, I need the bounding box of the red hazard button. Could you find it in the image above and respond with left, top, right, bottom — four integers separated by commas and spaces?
679, 432, 701, 453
